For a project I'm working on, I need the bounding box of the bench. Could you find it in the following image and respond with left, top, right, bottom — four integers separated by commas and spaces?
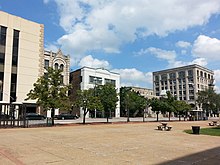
158, 125, 163, 130
209, 121, 219, 126
166, 126, 172, 131
209, 122, 214, 126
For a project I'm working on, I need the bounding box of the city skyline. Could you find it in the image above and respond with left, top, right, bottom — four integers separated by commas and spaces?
1, 0, 220, 91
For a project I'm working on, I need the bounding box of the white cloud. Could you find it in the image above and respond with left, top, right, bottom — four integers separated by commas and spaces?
189, 58, 207, 66
192, 35, 220, 61
44, 43, 59, 52
43, 0, 50, 4
45, 0, 220, 64
79, 55, 110, 69
112, 68, 152, 88
214, 70, 220, 93
176, 41, 191, 48
145, 47, 176, 62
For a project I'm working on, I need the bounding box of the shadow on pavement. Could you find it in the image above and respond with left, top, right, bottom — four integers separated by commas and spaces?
157, 147, 220, 165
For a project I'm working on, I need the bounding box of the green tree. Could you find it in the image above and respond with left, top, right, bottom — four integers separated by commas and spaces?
149, 98, 163, 122
164, 92, 176, 121
173, 100, 191, 121
96, 84, 118, 122
74, 89, 103, 124
120, 87, 146, 122
197, 88, 220, 117
26, 67, 70, 126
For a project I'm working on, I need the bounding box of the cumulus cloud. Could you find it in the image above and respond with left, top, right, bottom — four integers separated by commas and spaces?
44, 43, 59, 52
192, 35, 220, 61
79, 55, 110, 69
45, 0, 220, 64
43, 0, 50, 4
176, 41, 191, 48
214, 70, 220, 93
112, 68, 152, 88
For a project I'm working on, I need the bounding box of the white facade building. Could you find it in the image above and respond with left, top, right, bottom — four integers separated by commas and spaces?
70, 67, 120, 118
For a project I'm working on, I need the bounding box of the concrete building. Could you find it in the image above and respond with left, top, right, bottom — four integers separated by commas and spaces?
129, 86, 159, 117
153, 64, 214, 109
0, 11, 44, 110
130, 86, 155, 99
0, 11, 70, 114
70, 67, 120, 118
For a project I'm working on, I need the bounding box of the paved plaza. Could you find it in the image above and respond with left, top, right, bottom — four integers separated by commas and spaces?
0, 120, 220, 165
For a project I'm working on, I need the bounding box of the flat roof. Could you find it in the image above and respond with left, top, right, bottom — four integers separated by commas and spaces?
153, 64, 213, 74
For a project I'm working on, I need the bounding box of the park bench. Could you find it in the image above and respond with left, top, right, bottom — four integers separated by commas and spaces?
157, 123, 172, 131
166, 126, 172, 131
209, 121, 219, 126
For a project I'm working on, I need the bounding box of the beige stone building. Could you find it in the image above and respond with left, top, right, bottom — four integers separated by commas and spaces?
0, 11, 70, 114
130, 86, 155, 99
44, 49, 70, 86
153, 64, 214, 108
0, 11, 44, 108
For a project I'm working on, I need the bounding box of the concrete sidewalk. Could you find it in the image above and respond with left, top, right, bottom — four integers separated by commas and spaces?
0, 121, 219, 165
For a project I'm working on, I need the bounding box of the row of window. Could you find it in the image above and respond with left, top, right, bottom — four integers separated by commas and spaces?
89, 76, 116, 86
44, 59, 64, 71
155, 69, 213, 81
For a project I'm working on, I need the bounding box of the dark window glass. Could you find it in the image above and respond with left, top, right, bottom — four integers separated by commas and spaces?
0, 53, 5, 64
105, 78, 116, 86
12, 30, 19, 67
60, 64, 64, 71
55, 63, 58, 70
44, 60, 49, 69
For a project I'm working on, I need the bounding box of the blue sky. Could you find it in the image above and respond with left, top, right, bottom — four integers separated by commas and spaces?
1, 0, 220, 91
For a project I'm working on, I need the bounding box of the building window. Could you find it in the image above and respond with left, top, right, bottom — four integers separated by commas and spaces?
60, 64, 64, 71
169, 73, 176, 79
161, 74, 167, 81
200, 71, 203, 77
155, 75, 159, 81
54, 63, 58, 70
89, 76, 102, 85
178, 71, 185, 79
44, 60, 49, 69
188, 70, 193, 78
105, 78, 116, 86
12, 30, 19, 66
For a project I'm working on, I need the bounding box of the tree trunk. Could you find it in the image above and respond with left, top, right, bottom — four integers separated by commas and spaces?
179, 113, 181, 121
127, 108, 130, 122
51, 108, 55, 126
169, 112, 171, 121
156, 112, 159, 122
83, 109, 86, 124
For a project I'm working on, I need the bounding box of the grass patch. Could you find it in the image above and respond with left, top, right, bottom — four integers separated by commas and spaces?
184, 127, 220, 136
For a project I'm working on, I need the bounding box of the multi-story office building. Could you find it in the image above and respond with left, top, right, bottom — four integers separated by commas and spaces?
153, 64, 214, 108
0, 11, 44, 109
70, 67, 120, 118
0, 11, 70, 114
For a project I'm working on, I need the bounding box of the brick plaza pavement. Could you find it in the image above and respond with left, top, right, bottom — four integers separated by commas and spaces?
0, 120, 219, 165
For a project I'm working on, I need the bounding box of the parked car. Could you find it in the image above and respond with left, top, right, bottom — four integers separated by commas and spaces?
25, 113, 46, 120
0, 112, 14, 119
55, 113, 79, 120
